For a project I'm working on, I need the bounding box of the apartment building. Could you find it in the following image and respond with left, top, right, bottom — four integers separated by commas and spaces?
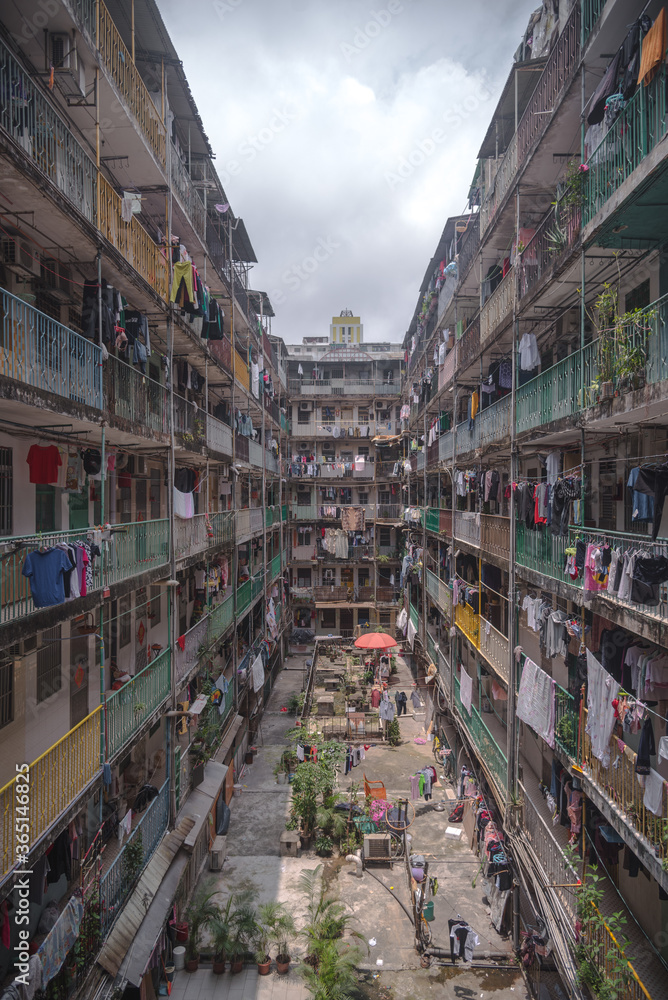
402, 2, 668, 997
0, 2, 289, 997
285, 315, 405, 637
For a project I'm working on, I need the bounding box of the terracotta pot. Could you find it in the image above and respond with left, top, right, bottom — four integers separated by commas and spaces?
175, 922, 188, 942
185, 957, 199, 972
245, 751, 254, 765
257, 958, 271, 975
230, 958, 244, 974
212, 958, 226, 974
276, 957, 291, 975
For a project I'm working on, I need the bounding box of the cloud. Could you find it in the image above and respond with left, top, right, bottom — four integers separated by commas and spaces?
160, 0, 536, 342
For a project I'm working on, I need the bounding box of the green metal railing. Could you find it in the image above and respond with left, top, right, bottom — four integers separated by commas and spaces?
282, 504, 288, 522
270, 554, 281, 581
425, 508, 440, 533
105, 649, 171, 760
455, 677, 507, 794
514, 521, 572, 584
251, 570, 265, 600
236, 580, 251, 615
584, 64, 666, 224
409, 603, 418, 629
265, 507, 274, 528
106, 520, 170, 586
206, 594, 234, 645
581, 0, 607, 45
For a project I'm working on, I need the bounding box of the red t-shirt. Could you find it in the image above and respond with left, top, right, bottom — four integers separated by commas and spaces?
27, 445, 62, 484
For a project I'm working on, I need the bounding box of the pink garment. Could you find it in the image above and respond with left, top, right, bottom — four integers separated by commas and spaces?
584, 544, 607, 593
370, 688, 381, 708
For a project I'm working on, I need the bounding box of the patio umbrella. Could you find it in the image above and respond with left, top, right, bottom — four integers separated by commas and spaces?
354, 632, 397, 650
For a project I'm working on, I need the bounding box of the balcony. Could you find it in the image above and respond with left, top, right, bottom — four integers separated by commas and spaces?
170, 144, 207, 239
269, 553, 282, 581
439, 347, 456, 391
581, 0, 607, 45
207, 414, 233, 457
425, 508, 440, 533
236, 579, 251, 615
0, 707, 102, 879
377, 503, 402, 520
515, 521, 570, 582
248, 439, 263, 468
234, 349, 250, 393
454, 677, 507, 798
426, 568, 452, 618
104, 355, 168, 434
174, 615, 209, 684
251, 569, 265, 600
282, 504, 288, 522
314, 585, 349, 602
105, 649, 171, 760
438, 430, 453, 464
584, 64, 667, 226
0, 287, 103, 409
454, 511, 480, 547
0, 37, 96, 225
480, 269, 514, 345
519, 203, 581, 301
105, 519, 170, 587
98, 175, 168, 300
173, 512, 233, 562
515, 343, 596, 434
291, 503, 318, 521
290, 378, 401, 396
477, 617, 509, 684
206, 593, 234, 646
98, 1, 166, 168
480, 514, 510, 561
100, 779, 169, 936
375, 586, 397, 603
235, 507, 263, 540
455, 419, 479, 455
478, 395, 511, 448
455, 601, 480, 646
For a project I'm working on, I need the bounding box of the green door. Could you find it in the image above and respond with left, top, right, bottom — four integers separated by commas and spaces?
68, 490, 89, 531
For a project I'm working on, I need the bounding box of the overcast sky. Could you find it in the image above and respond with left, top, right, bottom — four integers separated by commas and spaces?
160, 0, 536, 344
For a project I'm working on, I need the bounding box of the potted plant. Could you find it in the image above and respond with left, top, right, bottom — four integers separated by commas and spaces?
184, 890, 218, 972
315, 835, 334, 857
209, 914, 231, 975
266, 903, 295, 975
228, 905, 257, 974
254, 901, 293, 976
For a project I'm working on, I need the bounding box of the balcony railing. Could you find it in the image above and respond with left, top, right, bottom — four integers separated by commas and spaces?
236, 579, 251, 614
0, 287, 103, 409
425, 508, 440, 533
174, 616, 208, 685
170, 144, 207, 238
584, 66, 667, 225
234, 350, 250, 393
235, 507, 263, 539
251, 569, 265, 600
478, 617, 509, 684
480, 131, 518, 234
479, 394, 511, 448
454, 511, 480, 547
98, 1, 166, 167
207, 414, 233, 457
480, 514, 510, 561
314, 585, 348, 602
98, 175, 168, 300
440, 347, 456, 390
100, 780, 169, 935
282, 504, 288, 522
0, 707, 102, 879
106, 519, 170, 586
269, 553, 282, 581
455, 601, 480, 647
173, 512, 232, 562
454, 677, 507, 797
581, 0, 607, 45
457, 215, 481, 278
105, 649, 171, 760
438, 430, 453, 463
290, 502, 318, 520
455, 419, 480, 456
207, 593, 235, 646
515, 521, 570, 582
426, 568, 452, 618
458, 315, 480, 373
0, 37, 96, 224
515, 340, 599, 434
377, 503, 402, 519
104, 355, 168, 434
480, 269, 514, 344
519, 203, 581, 301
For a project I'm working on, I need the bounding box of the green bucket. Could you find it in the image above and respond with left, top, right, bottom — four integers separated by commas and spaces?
423, 901, 435, 922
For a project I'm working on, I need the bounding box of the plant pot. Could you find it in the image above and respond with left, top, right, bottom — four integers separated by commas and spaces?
185, 957, 199, 972
300, 832, 312, 850
212, 958, 226, 974
245, 751, 254, 765
230, 958, 243, 974
257, 958, 272, 975
175, 922, 188, 942
276, 771, 287, 784
276, 957, 291, 975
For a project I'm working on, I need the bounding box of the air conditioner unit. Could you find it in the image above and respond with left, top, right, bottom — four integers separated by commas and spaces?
322, 442, 334, 452
49, 33, 86, 97
299, 401, 311, 411
375, 401, 385, 409
299, 441, 309, 451
209, 835, 226, 871
363, 833, 391, 860
1, 239, 39, 277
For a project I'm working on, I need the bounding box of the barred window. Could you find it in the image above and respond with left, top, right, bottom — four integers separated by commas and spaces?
0, 657, 13, 728
149, 586, 162, 627
0, 448, 12, 536
37, 626, 62, 703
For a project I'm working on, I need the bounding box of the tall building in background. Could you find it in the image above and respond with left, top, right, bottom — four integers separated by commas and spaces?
285, 314, 405, 638
0, 1, 290, 995
401, 2, 668, 997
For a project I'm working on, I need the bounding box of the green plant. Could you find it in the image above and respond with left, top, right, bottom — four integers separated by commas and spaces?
386, 718, 401, 746
210, 891, 257, 963
255, 901, 295, 963
316, 795, 348, 844
315, 834, 334, 856
185, 890, 219, 961
298, 866, 367, 975
298, 938, 363, 999
556, 159, 587, 209
591, 282, 653, 388
121, 831, 143, 886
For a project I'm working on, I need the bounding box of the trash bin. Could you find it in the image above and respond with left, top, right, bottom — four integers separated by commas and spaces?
173, 946, 186, 971
233, 783, 242, 797
423, 901, 435, 922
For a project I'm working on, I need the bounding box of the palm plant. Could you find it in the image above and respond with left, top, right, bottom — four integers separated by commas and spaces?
315, 795, 348, 844
298, 866, 366, 968
184, 890, 218, 963
298, 938, 362, 1000
256, 900, 295, 963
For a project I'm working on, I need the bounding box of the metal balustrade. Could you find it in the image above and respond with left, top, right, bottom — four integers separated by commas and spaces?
455, 601, 480, 647
0, 707, 102, 879
515, 341, 599, 434
425, 508, 440, 533
440, 347, 456, 390
206, 593, 234, 645
105, 649, 171, 760
207, 414, 233, 457
100, 780, 169, 935
426, 568, 452, 617
104, 355, 167, 434
98, 2, 166, 167
290, 503, 318, 520
0, 38, 96, 224
480, 514, 510, 561
478, 395, 511, 448
514, 521, 571, 583
438, 430, 453, 463
248, 439, 263, 468
480, 269, 514, 344
454, 677, 507, 795
170, 144, 207, 238
106, 519, 170, 586
236, 579, 251, 614
409, 603, 418, 628
458, 315, 480, 373
520, 783, 578, 926
98, 175, 168, 300
454, 511, 480, 547
282, 504, 288, 521
174, 617, 208, 685
269, 554, 281, 581
478, 617, 509, 684
0, 287, 103, 408
584, 66, 667, 225
455, 419, 480, 456
519, 203, 581, 300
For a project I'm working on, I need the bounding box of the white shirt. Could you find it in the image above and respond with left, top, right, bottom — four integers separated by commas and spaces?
519, 332, 540, 372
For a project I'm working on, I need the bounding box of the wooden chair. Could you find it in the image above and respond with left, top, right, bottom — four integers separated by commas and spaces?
363, 773, 387, 800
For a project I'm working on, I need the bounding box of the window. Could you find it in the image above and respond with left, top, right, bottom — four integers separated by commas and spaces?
322, 406, 335, 421
37, 626, 62, 703
321, 609, 336, 629
149, 586, 162, 627
625, 279, 650, 313
297, 492, 311, 506
378, 491, 390, 504
301, 530, 311, 547
379, 611, 391, 627
0, 448, 12, 536
297, 408, 311, 424
119, 594, 131, 647
358, 409, 369, 424
358, 492, 369, 504
0, 657, 13, 728
331, 369, 343, 380
297, 568, 312, 588
357, 446, 369, 457
358, 569, 369, 586
35, 485, 55, 533
379, 527, 391, 547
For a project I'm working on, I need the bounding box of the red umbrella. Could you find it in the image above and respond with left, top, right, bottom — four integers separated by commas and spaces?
354, 632, 397, 650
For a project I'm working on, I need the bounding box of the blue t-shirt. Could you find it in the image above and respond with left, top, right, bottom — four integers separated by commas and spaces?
22, 548, 73, 607
627, 468, 654, 522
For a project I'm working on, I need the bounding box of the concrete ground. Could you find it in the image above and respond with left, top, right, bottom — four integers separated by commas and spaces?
169, 648, 529, 1000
